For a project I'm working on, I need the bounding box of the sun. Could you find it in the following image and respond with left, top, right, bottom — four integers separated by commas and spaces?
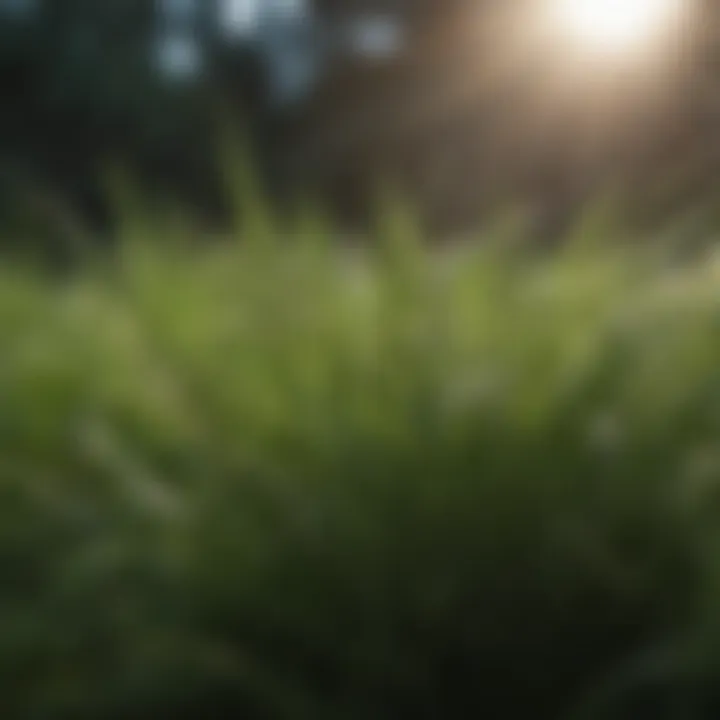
550, 0, 685, 56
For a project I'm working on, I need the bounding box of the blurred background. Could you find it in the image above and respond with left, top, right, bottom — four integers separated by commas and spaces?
2, 0, 720, 244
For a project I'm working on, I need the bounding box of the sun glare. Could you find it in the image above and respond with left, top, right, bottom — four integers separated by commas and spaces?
550, 0, 685, 56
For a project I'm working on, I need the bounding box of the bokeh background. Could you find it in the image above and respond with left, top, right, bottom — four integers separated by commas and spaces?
4, 0, 720, 245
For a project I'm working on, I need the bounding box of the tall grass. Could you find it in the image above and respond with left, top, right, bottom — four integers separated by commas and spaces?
3, 200, 720, 718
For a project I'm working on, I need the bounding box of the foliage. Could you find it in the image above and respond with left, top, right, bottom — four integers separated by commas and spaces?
3, 203, 720, 717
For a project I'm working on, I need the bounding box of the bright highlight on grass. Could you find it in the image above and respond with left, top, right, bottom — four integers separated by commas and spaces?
549, 0, 686, 57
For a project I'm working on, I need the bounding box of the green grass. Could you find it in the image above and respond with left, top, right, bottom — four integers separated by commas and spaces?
4, 203, 720, 718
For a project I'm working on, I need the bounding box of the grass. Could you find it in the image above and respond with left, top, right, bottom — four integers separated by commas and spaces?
3, 199, 720, 718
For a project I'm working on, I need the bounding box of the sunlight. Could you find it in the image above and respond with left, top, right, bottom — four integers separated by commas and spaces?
549, 0, 686, 56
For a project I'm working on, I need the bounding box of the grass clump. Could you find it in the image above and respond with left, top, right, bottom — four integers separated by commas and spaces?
3, 208, 720, 719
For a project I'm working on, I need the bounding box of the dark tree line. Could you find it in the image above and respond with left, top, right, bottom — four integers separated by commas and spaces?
3, 0, 720, 248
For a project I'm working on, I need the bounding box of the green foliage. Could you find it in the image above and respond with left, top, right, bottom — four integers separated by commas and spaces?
4, 209, 720, 717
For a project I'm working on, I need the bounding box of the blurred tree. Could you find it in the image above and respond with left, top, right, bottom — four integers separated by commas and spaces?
0, 0, 270, 241
2, 0, 720, 244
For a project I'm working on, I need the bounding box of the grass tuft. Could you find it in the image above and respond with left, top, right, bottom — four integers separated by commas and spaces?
2, 206, 720, 718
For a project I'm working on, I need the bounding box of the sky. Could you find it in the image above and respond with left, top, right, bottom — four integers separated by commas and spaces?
219, 0, 308, 37
154, 0, 316, 102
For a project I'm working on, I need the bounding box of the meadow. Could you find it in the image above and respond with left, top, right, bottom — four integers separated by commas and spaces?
4, 196, 720, 718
